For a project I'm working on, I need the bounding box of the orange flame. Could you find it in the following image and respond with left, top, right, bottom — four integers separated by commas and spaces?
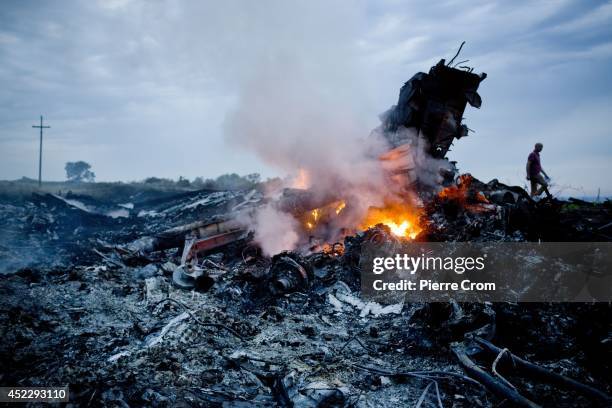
312, 208, 320, 222
360, 201, 422, 239
335, 201, 346, 215
438, 174, 472, 202
438, 174, 490, 209
302, 200, 346, 232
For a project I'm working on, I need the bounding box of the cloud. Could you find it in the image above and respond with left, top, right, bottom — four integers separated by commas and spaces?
548, 0, 612, 33
0, 0, 610, 195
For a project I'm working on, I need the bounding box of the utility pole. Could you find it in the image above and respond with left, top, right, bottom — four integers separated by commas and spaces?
32, 115, 50, 188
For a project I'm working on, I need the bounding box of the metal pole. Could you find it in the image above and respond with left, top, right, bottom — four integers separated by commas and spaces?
32, 116, 50, 189
38, 115, 43, 187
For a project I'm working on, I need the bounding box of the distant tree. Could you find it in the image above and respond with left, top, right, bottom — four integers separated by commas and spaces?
144, 177, 163, 184
192, 176, 205, 188
202, 178, 217, 189
213, 173, 260, 190
177, 176, 191, 187
214, 173, 244, 189
189, 173, 261, 190
65, 161, 95, 182
245, 173, 261, 184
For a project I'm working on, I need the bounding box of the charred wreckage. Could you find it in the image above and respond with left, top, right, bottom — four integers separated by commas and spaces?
1, 48, 611, 407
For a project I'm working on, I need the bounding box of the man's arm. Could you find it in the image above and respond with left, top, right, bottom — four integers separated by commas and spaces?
526, 159, 531, 179
541, 168, 549, 179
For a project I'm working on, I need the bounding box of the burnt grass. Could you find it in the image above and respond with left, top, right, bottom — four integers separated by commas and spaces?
0, 182, 611, 407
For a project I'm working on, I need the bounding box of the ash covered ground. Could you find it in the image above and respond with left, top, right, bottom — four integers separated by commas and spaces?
0, 179, 611, 407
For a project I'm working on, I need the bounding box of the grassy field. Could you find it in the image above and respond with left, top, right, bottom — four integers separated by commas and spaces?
0, 173, 262, 204
0, 178, 199, 203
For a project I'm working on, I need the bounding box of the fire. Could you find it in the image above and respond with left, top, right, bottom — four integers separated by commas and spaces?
360, 201, 422, 239
386, 220, 412, 237
300, 199, 421, 239
437, 173, 490, 211
305, 208, 320, 230
438, 174, 473, 202
303, 200, 345, 232
312, 208, 320, 222
335, 201, 346, 215
296, 194, 420, 242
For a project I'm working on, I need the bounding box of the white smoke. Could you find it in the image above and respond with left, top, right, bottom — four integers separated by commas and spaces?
223, 64, 401, 249
224, 59, 456, 254
218, 3, 449, 255
371, 126, 453, 189
249, 204, 300, 257
222, 43, 399, 252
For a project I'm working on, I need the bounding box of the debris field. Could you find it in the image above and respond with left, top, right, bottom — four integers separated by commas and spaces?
1, 181, 611, 407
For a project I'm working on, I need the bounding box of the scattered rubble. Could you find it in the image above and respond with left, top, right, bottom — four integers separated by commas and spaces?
1, 177, 610, 407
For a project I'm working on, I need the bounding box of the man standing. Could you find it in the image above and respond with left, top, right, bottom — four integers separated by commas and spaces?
526, 143, 552, 198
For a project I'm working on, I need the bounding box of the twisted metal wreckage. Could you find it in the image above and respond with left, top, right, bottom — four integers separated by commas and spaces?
171, 46, 488, 291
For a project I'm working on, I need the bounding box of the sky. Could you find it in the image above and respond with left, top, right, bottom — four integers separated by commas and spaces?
0, 0, 611, 196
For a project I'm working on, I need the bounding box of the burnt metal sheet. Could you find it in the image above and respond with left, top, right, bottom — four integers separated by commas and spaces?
383, 59, 486, 159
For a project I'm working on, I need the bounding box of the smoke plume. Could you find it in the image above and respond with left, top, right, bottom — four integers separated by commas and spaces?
219, 4, 448, 255
248, 204, 300, 257
223, 57, 398, 252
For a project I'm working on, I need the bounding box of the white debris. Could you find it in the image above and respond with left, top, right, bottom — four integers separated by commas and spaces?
53, 194, 130, 218
137, 210, 159, 217
126, 236, 156, 253
327, 293, 344, 312
108, 350, 131, 362
161, 261, 178, 273
333, 289, 403, 318
108, 310, 190, 364
106, 208, 130, 218
358, 301, 403, 317
144, 311, 190, 348
53, 195, 93, 213
145, 277, 165, 304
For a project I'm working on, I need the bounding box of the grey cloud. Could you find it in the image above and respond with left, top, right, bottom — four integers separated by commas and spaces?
0, 0, 610, 195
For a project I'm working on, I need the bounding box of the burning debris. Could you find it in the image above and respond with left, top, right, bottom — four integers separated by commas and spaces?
222, 46, 488, 257
1, 54, 611, 407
